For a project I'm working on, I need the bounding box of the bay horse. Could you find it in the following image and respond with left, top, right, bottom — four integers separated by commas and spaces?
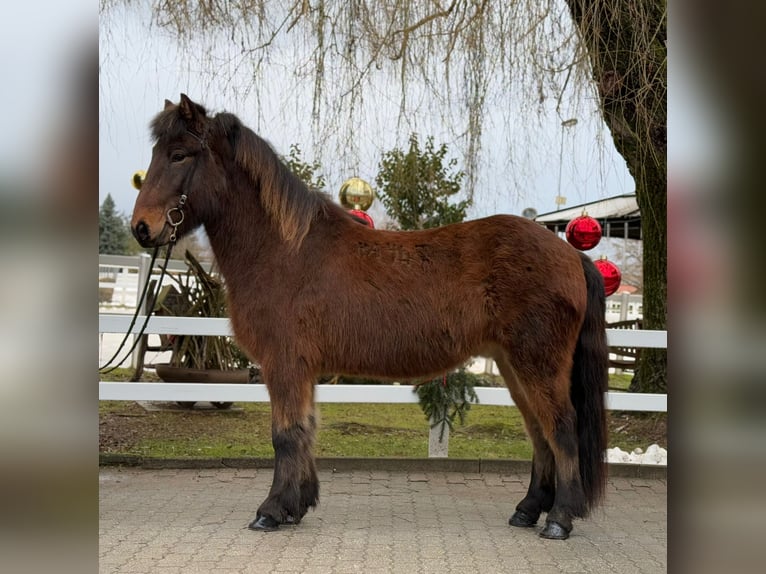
131, 94, 608, 540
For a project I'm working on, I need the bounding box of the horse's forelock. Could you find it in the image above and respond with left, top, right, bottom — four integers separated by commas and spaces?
150, 100, 209, 143
150, 109, 187, 143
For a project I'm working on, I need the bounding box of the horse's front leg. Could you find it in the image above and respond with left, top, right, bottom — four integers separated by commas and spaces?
249, 374, 319, 531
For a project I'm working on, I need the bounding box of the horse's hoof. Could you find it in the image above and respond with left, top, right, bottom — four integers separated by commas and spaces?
284, 514, 300, 525
248, 515, 280, 531
539, 520, 571, 540
509, 510, 538, 527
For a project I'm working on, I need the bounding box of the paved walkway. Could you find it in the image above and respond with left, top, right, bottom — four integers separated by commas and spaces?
99, 467, 666, 574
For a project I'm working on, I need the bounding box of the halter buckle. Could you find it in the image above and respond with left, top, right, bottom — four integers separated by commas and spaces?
166, 207, 185, 242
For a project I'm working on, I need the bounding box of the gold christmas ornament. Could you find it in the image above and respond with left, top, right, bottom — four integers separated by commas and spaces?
132, 170, 146, 190
338, 177, 374, 211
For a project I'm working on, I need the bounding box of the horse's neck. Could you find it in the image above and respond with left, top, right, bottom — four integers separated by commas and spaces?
202, 179, 276, 280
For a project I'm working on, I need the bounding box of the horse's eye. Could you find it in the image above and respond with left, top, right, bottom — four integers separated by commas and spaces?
171, 152, 186, 163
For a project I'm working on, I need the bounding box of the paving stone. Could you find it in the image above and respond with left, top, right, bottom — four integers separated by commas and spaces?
99, 468, 666, 574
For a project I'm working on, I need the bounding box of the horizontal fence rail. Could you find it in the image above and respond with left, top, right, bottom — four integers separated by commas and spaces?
99, 382, 667, 412
98, 313, 667, 412
99, 253, 212, 273
98, 314, 668, 348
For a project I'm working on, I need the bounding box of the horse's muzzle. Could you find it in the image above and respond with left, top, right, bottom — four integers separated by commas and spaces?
132, 220, 159, 247
132, 220, 151, 247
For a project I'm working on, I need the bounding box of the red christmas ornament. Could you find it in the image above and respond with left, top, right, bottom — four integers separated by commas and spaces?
565, 212, 602, 251
594, 256, 621, 297
349, 209, 375, 228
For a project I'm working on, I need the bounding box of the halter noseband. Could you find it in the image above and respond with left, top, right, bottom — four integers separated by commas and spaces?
165, 128, 207, 243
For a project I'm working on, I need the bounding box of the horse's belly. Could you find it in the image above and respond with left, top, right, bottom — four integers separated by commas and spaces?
324, 325, 480, 381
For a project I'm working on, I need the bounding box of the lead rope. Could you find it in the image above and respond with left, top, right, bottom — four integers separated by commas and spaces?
101, 130, 201, 374
99, 243, 175, 375
100, 179, 190, 374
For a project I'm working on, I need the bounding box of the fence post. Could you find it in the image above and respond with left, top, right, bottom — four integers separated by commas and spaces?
132, 252, 152, 369
428, 417, 450, 458
619, 291, 630, 321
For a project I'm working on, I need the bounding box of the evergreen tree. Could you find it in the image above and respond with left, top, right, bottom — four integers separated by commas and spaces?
375, 134, 470, 230
99, 194, 132, 254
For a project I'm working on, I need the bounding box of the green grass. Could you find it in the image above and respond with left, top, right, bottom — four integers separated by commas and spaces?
100, 369, 662, 460
608, 373, 633, 391
100, 401, 532, 459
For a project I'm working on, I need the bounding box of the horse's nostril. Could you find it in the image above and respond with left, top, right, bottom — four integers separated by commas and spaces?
135, 220, 150, 242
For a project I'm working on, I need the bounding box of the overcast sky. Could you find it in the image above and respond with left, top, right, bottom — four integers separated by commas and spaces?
98, 3, 638, 225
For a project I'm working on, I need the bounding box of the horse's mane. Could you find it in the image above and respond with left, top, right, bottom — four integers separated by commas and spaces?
227, 116, 330, 247
151, 104, 332, 248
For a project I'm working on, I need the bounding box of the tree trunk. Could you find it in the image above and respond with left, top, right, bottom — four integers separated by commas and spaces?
565, 0, 667, 392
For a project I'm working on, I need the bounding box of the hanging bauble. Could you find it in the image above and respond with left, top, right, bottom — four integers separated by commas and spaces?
565, 211, 602, 251
594, 256, 621, 297
339, 177, 375, 211
349, 209, 375, 228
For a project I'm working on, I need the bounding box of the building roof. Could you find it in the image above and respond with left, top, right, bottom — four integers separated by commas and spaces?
534, 194, 641, 240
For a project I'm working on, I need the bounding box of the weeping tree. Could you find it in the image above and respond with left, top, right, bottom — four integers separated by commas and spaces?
100, 0, 666, 392
566, 1, 666, 393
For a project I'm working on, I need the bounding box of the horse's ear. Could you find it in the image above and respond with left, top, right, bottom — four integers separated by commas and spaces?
178, 93, 208, 135
164, 99, 174, 110
178, 94, 197, 121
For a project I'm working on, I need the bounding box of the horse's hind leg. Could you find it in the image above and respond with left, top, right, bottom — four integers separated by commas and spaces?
249, 370, 319, 531
510, 425, 556, 527
498, 353, 586, 539
540, 396, 587, 539
528, 376, 586, 539
496, 357, 555, 527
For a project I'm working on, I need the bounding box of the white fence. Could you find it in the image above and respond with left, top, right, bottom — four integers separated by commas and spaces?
98, 254, 666, 411
606, 292, 643, 323
98, 254, 666, 458
98, 313, 667, 413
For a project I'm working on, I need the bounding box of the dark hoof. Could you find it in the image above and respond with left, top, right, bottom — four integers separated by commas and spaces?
284, 514, 300, 526
539, 520, 571, 540
248, 515, 280, 532
509, 509, 538, 527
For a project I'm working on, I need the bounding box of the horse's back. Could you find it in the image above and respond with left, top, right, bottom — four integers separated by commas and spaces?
298, 212, 587, 379
426, 214, 587, 302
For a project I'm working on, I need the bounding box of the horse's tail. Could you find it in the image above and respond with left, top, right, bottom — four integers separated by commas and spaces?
571, 252, 609, 512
